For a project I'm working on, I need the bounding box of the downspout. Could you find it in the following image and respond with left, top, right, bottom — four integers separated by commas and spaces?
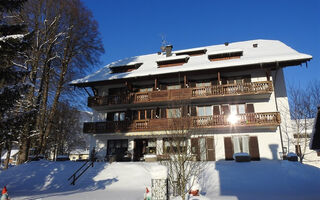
272, 62, 285, 157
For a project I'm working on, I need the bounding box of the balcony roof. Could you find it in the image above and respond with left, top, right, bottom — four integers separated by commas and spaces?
70, 39, 312, 86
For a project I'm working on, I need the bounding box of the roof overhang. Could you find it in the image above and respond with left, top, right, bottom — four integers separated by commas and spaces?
70, 57, 311, 87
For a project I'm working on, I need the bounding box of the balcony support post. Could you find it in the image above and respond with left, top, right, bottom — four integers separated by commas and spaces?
217, 72, 221, 85
154, 78, 158, 90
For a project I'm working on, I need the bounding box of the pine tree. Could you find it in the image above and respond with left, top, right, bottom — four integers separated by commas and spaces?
0, 0, 32, 169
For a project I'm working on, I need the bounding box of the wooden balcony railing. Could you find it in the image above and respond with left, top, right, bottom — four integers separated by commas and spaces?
88, 81, 273, 107
83, 112, 280, 134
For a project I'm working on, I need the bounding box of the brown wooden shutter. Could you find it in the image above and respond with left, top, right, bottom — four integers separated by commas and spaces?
160, 108, 166, 118
191, 106, 197, 116
206, 137, 215, 161
213, 106, 220, 115
191, 138, 200, 161
107, 112, 113, 121
249, 136, 260, 160
246, 104, 255, 113
182, 106, 188, 117
224, 137, 234, 160
126, 110, 132, 120
222, 105, 230, 115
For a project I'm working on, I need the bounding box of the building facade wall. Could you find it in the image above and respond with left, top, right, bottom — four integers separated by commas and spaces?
88, 67, 291, 162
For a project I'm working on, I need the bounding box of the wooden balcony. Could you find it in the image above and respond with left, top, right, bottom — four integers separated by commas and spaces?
88, 81, 273, 107
83, 112, 280, 134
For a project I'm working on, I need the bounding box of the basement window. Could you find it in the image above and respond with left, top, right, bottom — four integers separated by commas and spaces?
208, 49, 243, 62
109, 62, 143, 73
156, 55, 190, 68
174, 48, 207, 56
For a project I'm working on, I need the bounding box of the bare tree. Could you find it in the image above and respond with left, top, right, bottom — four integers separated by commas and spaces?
159, 105, 207, 200
14, 0, 104, 164
287, 80, 320, 163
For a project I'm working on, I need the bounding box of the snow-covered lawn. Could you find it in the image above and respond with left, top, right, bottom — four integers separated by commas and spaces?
0, 160, 319, 200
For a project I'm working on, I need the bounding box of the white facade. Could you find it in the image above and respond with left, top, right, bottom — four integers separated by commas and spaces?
73, 40, 312, 162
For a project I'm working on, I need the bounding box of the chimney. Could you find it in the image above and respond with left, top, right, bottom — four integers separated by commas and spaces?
165, 45, 173, 57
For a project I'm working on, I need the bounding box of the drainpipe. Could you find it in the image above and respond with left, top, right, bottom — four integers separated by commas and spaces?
272, 62, 285, 158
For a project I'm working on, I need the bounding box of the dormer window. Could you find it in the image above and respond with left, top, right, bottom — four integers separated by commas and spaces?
174, 48, 207, 56
208, 49, 243, 62
156, 55, 190, 68
109, 62, 143, 73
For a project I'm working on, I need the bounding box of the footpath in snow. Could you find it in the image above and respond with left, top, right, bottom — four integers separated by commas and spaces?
0, 160, 320, 200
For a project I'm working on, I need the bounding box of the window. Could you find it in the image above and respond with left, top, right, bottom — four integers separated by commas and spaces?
147, 139, 157, 154
167, 108, 181, 118
157, 55, 190, 68
175, 48, 207, 56
139, 87, 153, 92
197, 106, 213, 116
163, 137, 187, 154
232, 136, 250, 154
167, 84, 181, 90
208, 50, 243, 62
196, 82, 211, 87
110, 63, 143, 73
221, 76, 251, 85
229, 104, 246, 115
133, 109, 153, 120
113, 112, 126, 121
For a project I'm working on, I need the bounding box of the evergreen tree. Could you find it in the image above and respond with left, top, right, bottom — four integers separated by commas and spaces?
0, 0, 32, 168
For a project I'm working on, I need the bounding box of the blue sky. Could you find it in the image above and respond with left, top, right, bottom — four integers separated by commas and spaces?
82, 0, 319, 88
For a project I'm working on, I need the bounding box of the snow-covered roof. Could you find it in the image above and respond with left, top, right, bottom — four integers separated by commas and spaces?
70, 149, 90, 155
109, 61, 143, 68
1, 149, 19, 160
156, 54, 189, 63
173, 47, 207, 54
70, 39, 312, 85
207, 49, 244, 57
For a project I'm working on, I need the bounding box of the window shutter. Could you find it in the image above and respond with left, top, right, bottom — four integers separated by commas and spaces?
213, 106, 220, 115
222, 105, 230, 115
126, 110, 132, 120
182, 106, 188, 117
160, 108, 166, 118
224, 137, 234, 160
206, 137, 215, 161
191, 138, 200, 161
246, 104, 255, 113
249, 136, 260, 160
107, 112, 113, 121
191, 106, 197, 116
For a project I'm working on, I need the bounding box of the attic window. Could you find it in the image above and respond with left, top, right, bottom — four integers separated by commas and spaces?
110, 63, 143, 73
156, 55, 190, 68
208, 49, 243, 62
175, 48, 207, 56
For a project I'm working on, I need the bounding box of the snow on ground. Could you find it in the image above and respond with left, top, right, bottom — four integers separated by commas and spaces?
0, 160, 319, 200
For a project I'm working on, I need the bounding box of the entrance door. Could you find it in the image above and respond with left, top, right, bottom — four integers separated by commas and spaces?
133, 139, 147, 161
107, 139, 128, 161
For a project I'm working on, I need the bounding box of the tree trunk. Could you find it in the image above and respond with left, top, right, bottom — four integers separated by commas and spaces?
17, 137, 30, 164
4, 142, 12, 170
40, 31, 74, 155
